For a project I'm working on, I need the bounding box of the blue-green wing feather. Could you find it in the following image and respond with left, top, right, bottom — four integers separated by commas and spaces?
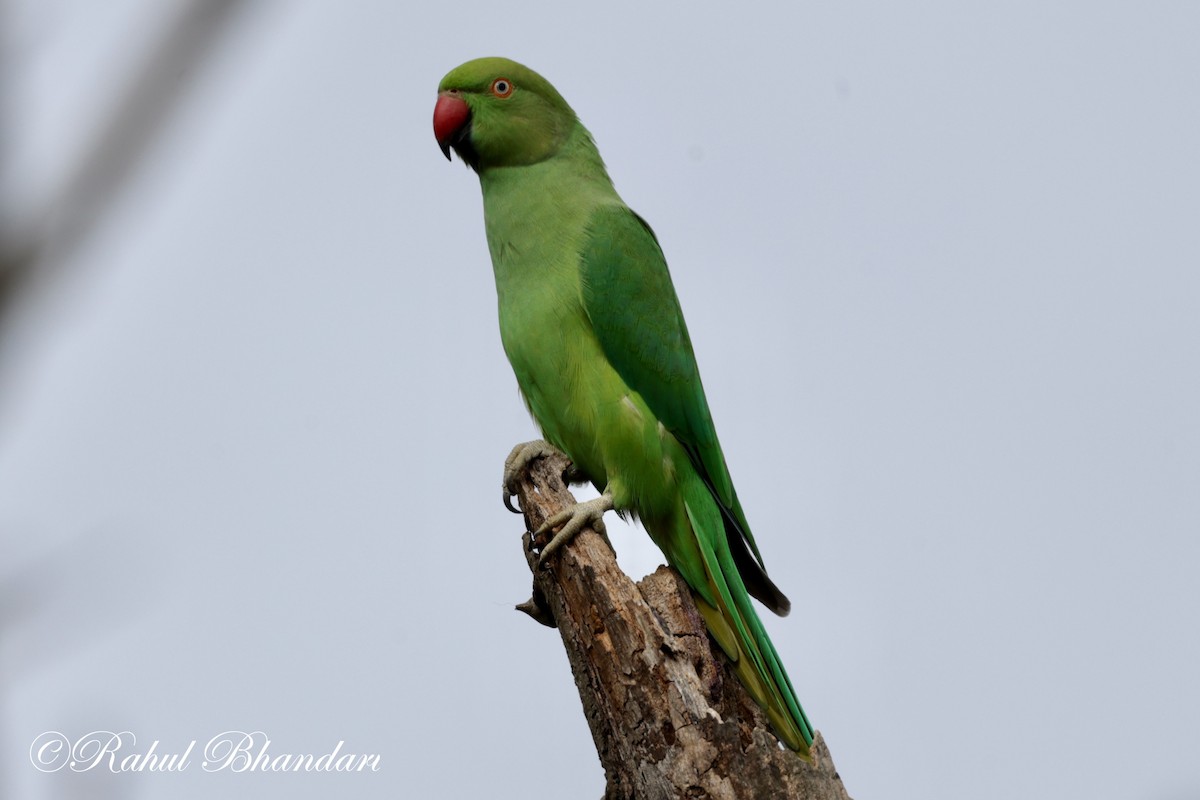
580, 207, 726, 489
578, 205, 789, 614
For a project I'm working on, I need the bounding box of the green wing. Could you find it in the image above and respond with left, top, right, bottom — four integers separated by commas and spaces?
578, 204, 790, 614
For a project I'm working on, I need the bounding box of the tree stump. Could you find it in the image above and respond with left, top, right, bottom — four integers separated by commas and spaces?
510, 448, 853, 800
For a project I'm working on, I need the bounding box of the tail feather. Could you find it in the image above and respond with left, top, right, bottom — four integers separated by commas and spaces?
682, 498, 814, 757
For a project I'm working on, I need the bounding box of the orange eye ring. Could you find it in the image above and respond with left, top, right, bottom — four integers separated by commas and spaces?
491, 77, 514, 98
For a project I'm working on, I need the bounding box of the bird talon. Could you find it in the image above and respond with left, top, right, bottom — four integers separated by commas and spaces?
502, 439, 567, 511
533, 493, 614, 567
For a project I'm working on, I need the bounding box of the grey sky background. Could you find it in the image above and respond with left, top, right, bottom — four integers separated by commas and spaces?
2, 2, 1198, 799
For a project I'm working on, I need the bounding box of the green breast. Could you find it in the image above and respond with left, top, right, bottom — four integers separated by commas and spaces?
479, 159, 621, 486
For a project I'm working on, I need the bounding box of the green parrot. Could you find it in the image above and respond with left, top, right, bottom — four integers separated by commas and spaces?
433, 56, 814, 756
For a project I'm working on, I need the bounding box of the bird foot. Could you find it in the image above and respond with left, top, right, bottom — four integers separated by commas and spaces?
503, 440, 562, 513
534, 493, 614, 568
502, 439, 587, 513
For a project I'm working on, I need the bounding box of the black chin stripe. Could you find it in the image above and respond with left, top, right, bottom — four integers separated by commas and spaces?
451, 120, 481, 172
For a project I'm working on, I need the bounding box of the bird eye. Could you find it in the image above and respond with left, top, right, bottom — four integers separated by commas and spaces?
491, 78, 513, 98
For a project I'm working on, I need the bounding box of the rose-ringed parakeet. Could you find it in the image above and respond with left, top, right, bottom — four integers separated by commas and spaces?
433, 57, 814, 756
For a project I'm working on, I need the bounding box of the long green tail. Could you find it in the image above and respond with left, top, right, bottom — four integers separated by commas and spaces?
672, 483, 814, 758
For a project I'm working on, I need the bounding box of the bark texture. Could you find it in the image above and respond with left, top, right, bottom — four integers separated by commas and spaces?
510, 449, 853, 800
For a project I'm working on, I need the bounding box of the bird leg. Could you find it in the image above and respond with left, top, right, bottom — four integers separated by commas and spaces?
534, 492, 614, 568
502, 439, 587, 513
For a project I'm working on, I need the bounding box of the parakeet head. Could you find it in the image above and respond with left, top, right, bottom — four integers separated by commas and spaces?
434, 57, 576, 172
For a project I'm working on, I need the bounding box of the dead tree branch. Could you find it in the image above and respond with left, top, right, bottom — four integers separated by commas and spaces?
509, 448, 853, 800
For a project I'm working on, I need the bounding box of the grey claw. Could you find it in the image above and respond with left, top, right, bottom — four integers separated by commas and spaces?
533, 494, 614, 568
502, 440, 560, 513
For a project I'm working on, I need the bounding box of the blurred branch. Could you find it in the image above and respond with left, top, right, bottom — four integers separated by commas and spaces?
509, 448, 853, 800
0, 0, 252, 328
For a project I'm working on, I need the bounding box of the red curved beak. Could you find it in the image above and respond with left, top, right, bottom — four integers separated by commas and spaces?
434, 92, 471, 161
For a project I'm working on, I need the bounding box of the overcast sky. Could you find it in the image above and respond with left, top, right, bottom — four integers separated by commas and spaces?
2, 2, 1198, 799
